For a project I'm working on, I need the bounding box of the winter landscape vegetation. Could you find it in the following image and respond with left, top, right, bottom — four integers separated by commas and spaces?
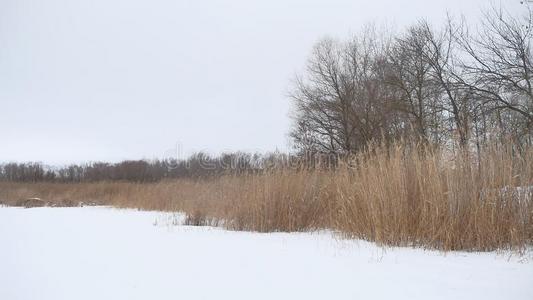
1, 0, 533, 299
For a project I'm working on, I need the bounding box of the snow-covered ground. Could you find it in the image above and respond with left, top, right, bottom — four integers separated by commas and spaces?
0, 206, 532, 300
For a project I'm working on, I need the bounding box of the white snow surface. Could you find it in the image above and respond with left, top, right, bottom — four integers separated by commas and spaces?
0, 206, 532, 300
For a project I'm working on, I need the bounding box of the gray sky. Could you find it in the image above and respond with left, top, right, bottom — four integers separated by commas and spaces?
0, 0, 523, 165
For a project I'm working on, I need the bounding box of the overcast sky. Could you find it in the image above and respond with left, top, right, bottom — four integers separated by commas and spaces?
0, 0, 524, 165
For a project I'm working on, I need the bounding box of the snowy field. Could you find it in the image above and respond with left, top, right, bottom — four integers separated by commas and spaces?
1, 206, 532, 300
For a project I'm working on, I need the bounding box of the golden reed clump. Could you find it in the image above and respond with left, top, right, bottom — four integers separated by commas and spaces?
1, 143, 531, 252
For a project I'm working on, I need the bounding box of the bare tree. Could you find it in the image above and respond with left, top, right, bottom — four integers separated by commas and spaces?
457, 7, 533, 145
290, 27, 397, 154
387, 22, 447, 144
419, 19, 476, 148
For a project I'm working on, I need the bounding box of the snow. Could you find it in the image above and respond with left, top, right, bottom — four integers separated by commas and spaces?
0, 207, 532, 300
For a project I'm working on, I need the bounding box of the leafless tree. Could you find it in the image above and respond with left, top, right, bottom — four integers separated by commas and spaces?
387, 22, 447, 144
290, 27, 398, 154
456, 6, 533, 145
290, 7, 533, 153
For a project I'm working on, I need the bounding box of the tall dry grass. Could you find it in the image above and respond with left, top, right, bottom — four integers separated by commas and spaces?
334, 144, 533, 251
0, 143, 531, 251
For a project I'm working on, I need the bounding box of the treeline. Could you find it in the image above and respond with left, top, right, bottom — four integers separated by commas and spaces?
0, 152, 310, 183
290, 8, 533, 154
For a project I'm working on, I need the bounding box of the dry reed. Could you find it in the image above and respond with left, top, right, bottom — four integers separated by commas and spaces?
0, 143, 531, 252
